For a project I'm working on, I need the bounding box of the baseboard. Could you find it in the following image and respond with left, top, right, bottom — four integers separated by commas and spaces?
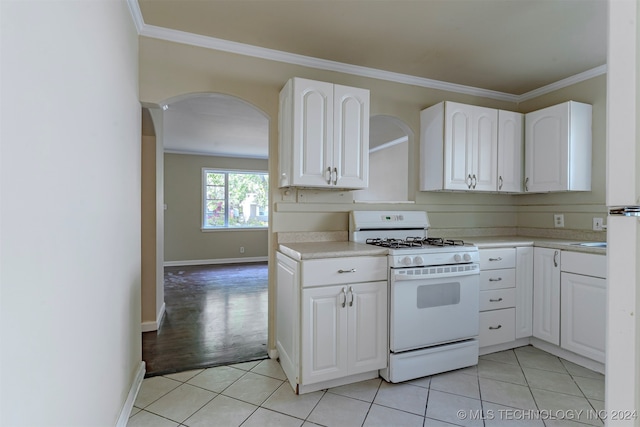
529, 337, 605, 374
116, 361, 146, 427
141, 302, 165, 332
164, 256, 268, 267
479, 338, 530, 356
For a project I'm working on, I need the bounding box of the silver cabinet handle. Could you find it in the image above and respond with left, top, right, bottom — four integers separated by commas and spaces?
341, 287, 347, 308
332, 167, 338, 185
472, 174, 477, 189
338, 268, 356, 273
467, 174, 472, 189
348, 286, 354, 307
489, 277, 502, 282
489, 325, 503, 330
524, 177, 529, 192
489, 257, 502, 261
498, 176, 503, 190
553, 250, 559, 267
489, 297, 503, 302
326, 167, 332, 185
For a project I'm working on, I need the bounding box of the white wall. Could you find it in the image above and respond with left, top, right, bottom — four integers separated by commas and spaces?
0, 1, 141, 425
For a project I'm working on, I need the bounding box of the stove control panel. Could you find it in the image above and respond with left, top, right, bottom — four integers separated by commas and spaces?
390, 250, 479, 268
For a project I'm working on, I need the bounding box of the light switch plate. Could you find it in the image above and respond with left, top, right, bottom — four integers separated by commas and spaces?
554, 214, 565, 228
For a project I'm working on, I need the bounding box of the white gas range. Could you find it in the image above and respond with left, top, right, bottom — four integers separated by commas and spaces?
349, 211, 480, 383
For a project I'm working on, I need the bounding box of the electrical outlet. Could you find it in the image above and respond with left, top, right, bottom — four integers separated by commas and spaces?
554, 214, 565, 228
593, 217, 604, 231
240, 246, 245, 254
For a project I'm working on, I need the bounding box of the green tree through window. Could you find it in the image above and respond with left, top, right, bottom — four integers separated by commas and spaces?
203, 169, 269, 228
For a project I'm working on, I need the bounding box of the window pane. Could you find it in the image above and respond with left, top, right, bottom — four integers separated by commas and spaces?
206, 173, 224, 186
206, 186, 224, 200
203, 170, 268, 229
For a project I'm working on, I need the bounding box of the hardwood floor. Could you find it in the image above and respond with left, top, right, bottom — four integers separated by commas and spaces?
142, 262, 269, 377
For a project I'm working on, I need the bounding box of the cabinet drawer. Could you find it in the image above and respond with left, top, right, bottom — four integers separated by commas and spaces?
480, 268, 516, 290
480, 288, 516, 311
479, 308, 516, 347
480, 248, 516, 269
301, 256, 387, 287
561, 251, 606, 278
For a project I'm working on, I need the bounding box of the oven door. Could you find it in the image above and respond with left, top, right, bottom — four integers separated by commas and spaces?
389, 264, 479, 353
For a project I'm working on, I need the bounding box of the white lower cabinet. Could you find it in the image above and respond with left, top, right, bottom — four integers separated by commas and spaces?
532, 247, 561, 345
515, 247, 534, 338
560, 252, 607, 363
478, 248, 517, 347
301, 281, 387, 384
276, 251, 387, 394
478, 246, 533, 349
477, 243, 605, 365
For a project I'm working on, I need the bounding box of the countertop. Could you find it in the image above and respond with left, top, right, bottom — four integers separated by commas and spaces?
278, 241, 388, 260
279, 236, 606, 260
460, 236, 606, 255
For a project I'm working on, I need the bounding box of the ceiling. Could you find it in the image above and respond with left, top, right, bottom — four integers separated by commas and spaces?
162, 94, 269, 158
137, 0, 608, 158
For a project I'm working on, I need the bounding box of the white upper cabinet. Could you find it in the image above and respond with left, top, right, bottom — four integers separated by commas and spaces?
279, 77, 369, 189
497, 110, 524, 193
524, 101, 592, 193
420, 101, 522, 192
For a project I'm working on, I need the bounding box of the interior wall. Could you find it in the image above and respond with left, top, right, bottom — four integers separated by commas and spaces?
1, 1, 141, 425
164, 153, 269, 263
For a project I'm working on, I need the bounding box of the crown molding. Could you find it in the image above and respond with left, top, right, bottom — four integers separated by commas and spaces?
126, 0, 144, 34
128, 0, 606, 104
517, 64, 608, 103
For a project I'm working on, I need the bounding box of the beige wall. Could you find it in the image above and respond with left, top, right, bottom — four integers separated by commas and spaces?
164, 153, 269, 263
139, 36, 607, 353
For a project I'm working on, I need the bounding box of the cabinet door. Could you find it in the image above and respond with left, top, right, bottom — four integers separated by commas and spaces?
444, 102, 474, 190
515, 247, 534, 338
472, 106, 498, 191
333, 84, 369, 189
276, 253, 300, 382
291, 78, 334, 187
497, 110, 523, 192
301, 285, 348, 384
524, 103, 569, 192
532, 248, 561, 345
348, 281, 387, 375
561, 272, 606, 363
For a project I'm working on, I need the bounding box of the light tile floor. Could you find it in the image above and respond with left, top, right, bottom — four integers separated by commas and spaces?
128, 345, 605, 427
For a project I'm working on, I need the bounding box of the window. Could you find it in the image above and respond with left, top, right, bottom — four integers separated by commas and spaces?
203, 169, 269, 229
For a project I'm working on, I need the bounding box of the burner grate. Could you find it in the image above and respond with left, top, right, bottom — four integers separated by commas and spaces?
365, 237, 467, 248
366, 238, 423, 249
425, 238, 465, 246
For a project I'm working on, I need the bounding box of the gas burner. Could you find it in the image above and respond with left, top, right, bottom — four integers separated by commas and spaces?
366, 238, 422, 249
424, 238, 466, 247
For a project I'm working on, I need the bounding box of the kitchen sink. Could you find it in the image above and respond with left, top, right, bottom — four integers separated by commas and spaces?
570, 242, 607, 248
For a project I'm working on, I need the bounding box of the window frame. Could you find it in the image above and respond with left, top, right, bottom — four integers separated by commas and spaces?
201, 168, 269, 231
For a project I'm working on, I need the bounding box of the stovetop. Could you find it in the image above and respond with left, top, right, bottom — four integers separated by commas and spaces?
349, 211, 478, 267
364, 236, 479, 268
365, 237, 469, 249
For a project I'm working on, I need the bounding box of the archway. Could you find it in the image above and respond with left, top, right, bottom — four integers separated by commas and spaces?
142, 93, 271, 375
